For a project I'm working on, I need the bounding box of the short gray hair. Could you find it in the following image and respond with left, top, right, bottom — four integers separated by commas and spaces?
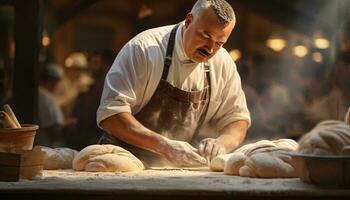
191, 0, 235, 25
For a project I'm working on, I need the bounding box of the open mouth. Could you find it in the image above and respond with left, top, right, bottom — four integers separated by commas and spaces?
197, 48, 211, 57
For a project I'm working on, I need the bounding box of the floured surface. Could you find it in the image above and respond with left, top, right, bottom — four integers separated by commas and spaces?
1, 169, 350, 197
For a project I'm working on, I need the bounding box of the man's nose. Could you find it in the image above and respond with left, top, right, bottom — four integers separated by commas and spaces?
206, 41, 215, 54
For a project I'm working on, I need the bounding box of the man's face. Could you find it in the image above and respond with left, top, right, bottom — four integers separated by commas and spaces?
182, 8, 235, 62
88, 55, 103, 75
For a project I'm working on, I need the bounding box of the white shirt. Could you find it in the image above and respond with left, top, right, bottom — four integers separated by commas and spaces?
39, 87, 64, 128
97, 22, 251, 140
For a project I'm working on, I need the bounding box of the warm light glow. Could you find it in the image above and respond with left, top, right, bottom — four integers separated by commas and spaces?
312, 52, 323, 63
229, 49, 241, 61
293, 45, 308, 58
138, 4, 153, 19
42, 36, 50, 46
266, 38, 286, 52
313, 32, 330, 49
314, 38, 330, 49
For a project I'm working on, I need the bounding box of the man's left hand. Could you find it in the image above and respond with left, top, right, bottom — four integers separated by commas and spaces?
198, 138, 226, 162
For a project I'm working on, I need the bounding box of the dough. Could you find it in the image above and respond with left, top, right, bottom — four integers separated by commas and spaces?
223, 152, 246, 175
273, 139, 299, 150
210, 139, 297, 172
235, 140, 278, 155
210, 140, 276, 172
42, 146, 78, 170
238, 151, 297, 178
210, 153, 233, 172
345, 107, 350, 125
298, 120, 350, 155
73, 144, 144, 172
210, 139, 298, 178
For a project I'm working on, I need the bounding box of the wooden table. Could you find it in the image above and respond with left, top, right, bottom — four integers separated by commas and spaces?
0, 169, 349, 200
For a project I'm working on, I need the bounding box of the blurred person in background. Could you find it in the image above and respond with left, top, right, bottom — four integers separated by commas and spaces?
304, 18, 350, 126
68, 50, 115, 150
37, 63, 65, 147
304, 50, 350, 125
54, 52, 93, 118
256, 59, 291, 139
236, 60, 264, 141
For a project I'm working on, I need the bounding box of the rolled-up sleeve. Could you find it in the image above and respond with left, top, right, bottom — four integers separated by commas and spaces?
96, 42, 147, 126
214, 60, 251, 131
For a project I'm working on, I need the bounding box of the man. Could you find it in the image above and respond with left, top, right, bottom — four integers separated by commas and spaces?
54, 52, 92, 118
304, 51, 350, 125
37, 63, 65, 147
97, 0, 250, 167
69, 50, 115, 150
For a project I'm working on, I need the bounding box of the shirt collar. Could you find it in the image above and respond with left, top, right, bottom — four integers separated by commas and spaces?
174, 21, 195, 65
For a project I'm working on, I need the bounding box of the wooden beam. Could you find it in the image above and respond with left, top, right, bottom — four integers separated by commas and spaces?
0, 0, 13, 5
13, 0, 43, 124
53, 0, 99, 29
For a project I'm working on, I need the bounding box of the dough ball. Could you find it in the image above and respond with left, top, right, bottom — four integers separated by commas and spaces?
298, 120, 350, 155
73, 144, 144, 172
235, 140, 277, 155
238, 151, 297, 178
215, 139, 298, 178
210, 153, 232, 172
223, 152, 246, 175
273, 139, 299, 150
42, 146, 78, 170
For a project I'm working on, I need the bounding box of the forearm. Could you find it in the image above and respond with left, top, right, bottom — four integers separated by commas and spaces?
216, 120, 249, 152
99, 112, 168, 155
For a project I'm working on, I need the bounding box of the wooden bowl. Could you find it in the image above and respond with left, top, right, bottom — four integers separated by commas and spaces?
0, 124, 39, 152
291, 152, 350, 186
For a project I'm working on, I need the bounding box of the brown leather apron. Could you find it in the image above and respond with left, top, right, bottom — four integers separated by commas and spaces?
99, 24, 211, 166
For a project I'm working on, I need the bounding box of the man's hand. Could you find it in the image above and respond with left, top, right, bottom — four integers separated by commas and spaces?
163, 139, 207, 167
198, 138, 226, 162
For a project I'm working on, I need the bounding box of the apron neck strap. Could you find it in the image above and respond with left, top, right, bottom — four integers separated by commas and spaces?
162, 24, 180, 80
161, 24, 211, 88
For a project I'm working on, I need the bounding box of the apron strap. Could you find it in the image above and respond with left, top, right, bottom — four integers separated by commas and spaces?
159, 23, 212, 143
161, 24, 180, 80
190, 63, 211, 143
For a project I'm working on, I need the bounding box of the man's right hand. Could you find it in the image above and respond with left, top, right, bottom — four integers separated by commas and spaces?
162, 139, 207, 167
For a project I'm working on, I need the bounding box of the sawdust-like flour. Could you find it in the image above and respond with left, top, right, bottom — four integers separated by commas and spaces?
1, 169, 349, 197
0, 169, 314, 192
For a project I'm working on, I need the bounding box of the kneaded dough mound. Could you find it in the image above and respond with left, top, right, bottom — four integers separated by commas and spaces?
73, 144, 144, 172
210, 139, 298, 173
42, 146, 78, 170
210, 139, 298, 178
224, 139, 298, 178
236, 150, 297, 178
298, 120, 350, 155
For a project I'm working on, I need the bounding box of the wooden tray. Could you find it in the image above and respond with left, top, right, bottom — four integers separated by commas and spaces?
0, 146, 44, 181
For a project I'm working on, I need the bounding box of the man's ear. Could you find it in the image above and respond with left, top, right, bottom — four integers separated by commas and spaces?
184, 13, 193, 28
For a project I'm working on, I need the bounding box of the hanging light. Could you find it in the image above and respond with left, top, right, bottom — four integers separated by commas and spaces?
138, 4, 153, 19
266, 34, 286, 52
313, 32, 330, 49
229, 49, 241, 61
42, 30, 50, 47
312, 52, 323, 63
293, 43, 308, 58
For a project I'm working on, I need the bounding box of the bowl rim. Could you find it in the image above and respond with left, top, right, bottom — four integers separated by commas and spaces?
287, 152, 350, 159
0, 124, 39, 133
